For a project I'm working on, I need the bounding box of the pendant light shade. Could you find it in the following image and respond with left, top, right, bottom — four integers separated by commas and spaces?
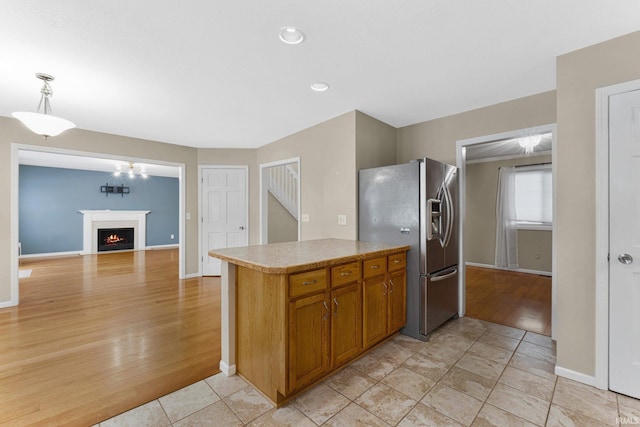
12, 73, 75, 138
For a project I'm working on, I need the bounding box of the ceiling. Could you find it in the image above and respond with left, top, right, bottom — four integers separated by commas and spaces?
2, 1, 639, 149
465, 133, 553, 162
19, 150, 179, 178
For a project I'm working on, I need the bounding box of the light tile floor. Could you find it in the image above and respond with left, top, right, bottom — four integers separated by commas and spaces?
98, 318, 640, 426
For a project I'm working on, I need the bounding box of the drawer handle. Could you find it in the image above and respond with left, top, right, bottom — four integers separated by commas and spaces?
340, 270, 352, 276
389, 279, 394, 294
302, 279, 318, 285
393, 259, 401, 264
323, 301, 329, 320
370, 265, 380, 269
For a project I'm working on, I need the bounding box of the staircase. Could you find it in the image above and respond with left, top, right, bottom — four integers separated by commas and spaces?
268, 164, 299, 220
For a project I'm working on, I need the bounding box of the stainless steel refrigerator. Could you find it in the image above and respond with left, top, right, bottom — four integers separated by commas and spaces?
358, 158, 459, 340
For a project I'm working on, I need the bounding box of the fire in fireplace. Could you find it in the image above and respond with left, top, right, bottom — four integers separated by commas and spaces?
97, 228, 134, 252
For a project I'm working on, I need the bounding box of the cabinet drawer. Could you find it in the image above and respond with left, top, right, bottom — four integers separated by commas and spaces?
331, 262, 361, 287
388, 253, 407, 271
289, 269, 327, 298
363, 257, 387, 279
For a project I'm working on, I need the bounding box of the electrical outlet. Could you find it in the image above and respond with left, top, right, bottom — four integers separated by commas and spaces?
186, 212, 191, 220
535, 254, 541, 260
338, 214, 347, 225
301, 214, 310, 222
170, 234, 175, 239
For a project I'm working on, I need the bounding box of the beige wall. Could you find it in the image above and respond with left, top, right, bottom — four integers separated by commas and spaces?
466, 155, 553, 272
355, 111, 397, 171
556, 30, 640, 376
1, 117, 199, 303
396, 91, 557, 165
267, 193, 298, 243
256, 111, 358, 240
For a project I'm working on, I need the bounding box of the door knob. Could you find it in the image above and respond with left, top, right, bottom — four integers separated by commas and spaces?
618, 254, 633, 264
239, 226, 245, 230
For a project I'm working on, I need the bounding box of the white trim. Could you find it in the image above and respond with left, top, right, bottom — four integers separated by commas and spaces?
220, 261, 237, 376
555, 365, 599, 388
516, 223, 553, 231
0, 300, 15, 309
20, 251, 83, 259
184, 272, 201, 279
456, 124, 557, 337
79, 210, 150, 254
465, 262, 552, 277
259, 157, 301, 244
219, 361, 237, 376
10, 143, 187, 307
147, 244, 180, 250
594, 78, 640, 391
466, 150, 553, 165
198, 165, 249, 275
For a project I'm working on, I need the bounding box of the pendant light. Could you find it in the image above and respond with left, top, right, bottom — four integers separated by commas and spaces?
12, 73, 75, 138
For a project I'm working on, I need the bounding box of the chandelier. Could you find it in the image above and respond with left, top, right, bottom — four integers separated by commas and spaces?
12, 73, 75, 138
114, 162, 148, 179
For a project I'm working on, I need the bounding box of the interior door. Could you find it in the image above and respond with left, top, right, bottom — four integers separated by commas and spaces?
609, 89, 640, 398
202, 167, 247, 276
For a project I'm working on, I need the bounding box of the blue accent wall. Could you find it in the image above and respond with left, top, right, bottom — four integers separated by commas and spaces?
19, 165, 179, 255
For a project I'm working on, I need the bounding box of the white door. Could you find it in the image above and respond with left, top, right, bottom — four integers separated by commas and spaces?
202, 167, 247, 276
609, 89, 640, 398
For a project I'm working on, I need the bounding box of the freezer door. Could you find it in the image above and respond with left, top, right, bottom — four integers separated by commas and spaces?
420, 266, 459, 335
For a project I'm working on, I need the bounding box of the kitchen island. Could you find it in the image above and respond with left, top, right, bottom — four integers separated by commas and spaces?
208, 238, 409, 405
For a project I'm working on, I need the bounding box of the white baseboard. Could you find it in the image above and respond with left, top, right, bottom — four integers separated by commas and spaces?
147, 244, 179, 250
555, 365, 602, 389
0, 300, 17, 308
184, 273, 201, 279
465, 262, 552, 277
219, 361, 236, 376
19, 250, 83, 259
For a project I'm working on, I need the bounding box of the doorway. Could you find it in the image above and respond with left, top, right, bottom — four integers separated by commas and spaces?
9, 144, 186, 307
259, 157, 300, 244
595, 79, 640, 394
456, 124, 557, 338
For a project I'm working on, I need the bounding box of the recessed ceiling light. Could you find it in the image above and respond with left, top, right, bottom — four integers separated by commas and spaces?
279, 27, 305, 45
310, 82, 329, 92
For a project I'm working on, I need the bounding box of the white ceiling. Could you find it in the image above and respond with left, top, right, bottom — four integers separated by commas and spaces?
2, 1, 639, 149
19, 150, 180, 178
466, 133, 553, 162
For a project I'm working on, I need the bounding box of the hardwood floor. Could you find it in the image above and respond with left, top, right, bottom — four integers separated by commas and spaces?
0, 249, 220, 427
465, 265, 552, 336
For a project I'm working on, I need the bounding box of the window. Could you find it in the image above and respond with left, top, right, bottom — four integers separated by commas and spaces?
514, 165, 552, 230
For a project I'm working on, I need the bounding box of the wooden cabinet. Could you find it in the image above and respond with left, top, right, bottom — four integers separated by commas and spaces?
289, 291, 330, 391
331, 278, 361, 367
363, 254, 407, 349
233, 248, 407, 406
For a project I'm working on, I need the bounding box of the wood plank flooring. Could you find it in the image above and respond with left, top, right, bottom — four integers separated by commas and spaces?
465, 265, 552, 336
0, 249, 220, 427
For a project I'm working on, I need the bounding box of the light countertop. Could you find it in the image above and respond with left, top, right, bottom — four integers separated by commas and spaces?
208, 238, 409, 274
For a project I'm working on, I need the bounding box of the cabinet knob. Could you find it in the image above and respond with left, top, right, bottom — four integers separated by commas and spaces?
340, 270, 351, 276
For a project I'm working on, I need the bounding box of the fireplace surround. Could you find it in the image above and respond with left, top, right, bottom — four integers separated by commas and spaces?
79, 210, 150, 254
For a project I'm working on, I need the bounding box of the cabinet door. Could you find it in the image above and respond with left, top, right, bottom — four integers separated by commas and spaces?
289, 293, 330, 391
388, 269, 407, 332
331, 283, 362, 367
362, 275, 388, 349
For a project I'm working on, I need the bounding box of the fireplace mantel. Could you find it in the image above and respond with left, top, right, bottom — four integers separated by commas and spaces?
79, 210, 150, 254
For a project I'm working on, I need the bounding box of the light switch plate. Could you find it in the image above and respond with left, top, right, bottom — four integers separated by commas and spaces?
338, 214, 347, 225
301, 214, 310, 222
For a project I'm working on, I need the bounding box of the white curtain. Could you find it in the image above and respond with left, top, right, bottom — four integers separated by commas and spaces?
495, 166, 519, 269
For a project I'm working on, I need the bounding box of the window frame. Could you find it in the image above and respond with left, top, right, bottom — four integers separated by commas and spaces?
514, 164, 553, 231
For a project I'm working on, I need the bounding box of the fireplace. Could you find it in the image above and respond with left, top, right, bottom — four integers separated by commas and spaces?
97, 228, 135, 252
80, 210, 150, 254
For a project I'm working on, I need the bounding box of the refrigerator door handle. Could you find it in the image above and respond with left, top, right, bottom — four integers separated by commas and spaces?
442, 184, 454, 248
430, 267, 458, 282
